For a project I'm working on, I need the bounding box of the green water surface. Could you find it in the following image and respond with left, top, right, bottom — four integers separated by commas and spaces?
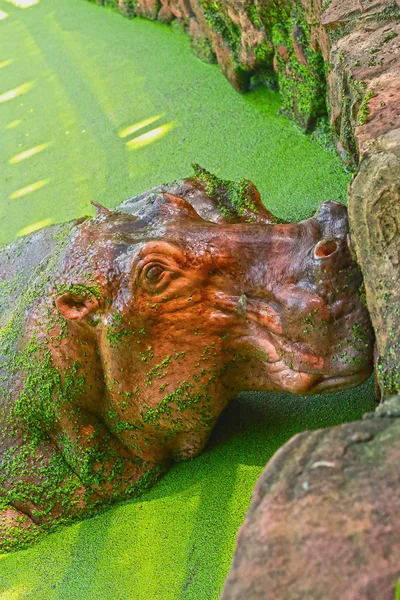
0, 1, 375, 599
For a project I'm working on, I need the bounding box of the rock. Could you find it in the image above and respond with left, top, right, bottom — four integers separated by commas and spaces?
158, 0, 174, 23
335, 138, 353, 165
188, 17, 216, 62
292, 24, 310, 67
301, 0, 330, 60
322, 0, 394, 29
272, 14, 327, 131
326, 7, 400, 158
187, 0, 215, 54
221, 399, 400, 599
276, 44, 290, 62
169, 0, 193, 20
324, 1, 400, 396
211, 31, 251, 92
349, 129, 400, 399
134, 0, 160, 20
225, 0, 273, 71
355, 73, 400, 154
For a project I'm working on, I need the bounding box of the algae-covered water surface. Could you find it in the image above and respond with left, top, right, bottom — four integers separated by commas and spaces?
0, 0, 375, 598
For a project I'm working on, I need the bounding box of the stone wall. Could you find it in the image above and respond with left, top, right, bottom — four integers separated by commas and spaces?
91, 0, 399, 148
91, 0, 328, 132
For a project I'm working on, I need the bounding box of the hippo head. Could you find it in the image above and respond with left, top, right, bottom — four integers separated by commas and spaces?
53, 177, 373, 460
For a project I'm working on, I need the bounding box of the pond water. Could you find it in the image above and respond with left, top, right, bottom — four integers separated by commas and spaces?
0, 1, 375, 598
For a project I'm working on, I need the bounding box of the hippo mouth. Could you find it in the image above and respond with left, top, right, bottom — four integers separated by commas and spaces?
251, 331, 373, 395
263, 356, 372, 395
214, 289, 373, 395
308, 369, 372, 394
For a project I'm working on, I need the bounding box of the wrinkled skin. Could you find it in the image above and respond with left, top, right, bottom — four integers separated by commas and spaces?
0, 171, 373, 550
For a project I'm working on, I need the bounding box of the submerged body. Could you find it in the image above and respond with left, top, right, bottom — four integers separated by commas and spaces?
0, 168, 373, 551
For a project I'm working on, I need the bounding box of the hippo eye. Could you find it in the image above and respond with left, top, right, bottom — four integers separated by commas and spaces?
146, 265, 164, 281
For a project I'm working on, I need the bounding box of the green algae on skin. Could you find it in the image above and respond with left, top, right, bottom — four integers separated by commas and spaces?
0, 381, 376, 599
192, 163, 259, 218
105, 312, 135, 348
0, 224, 170, 552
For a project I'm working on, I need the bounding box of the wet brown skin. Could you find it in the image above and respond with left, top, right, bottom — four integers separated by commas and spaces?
0, 175, 374, 548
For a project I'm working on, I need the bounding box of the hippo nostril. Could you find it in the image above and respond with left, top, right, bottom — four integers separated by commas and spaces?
314, 239, 338, 259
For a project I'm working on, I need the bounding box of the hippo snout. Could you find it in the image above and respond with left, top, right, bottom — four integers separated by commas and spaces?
310, 200, 353, 270
314, 200, 349, 238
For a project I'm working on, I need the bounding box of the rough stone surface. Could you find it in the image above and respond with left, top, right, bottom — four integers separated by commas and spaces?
328, 17, 400, 161
349, 129, 400, 399
322, 0, 394, 28
301, 0, 330, 59
326, 2, 400, 397
221, 396, 400, 600
158, 0, 174, 22
134, 0, 160, 20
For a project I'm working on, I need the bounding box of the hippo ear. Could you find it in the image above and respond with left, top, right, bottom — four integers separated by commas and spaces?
162, 192, 203, 218
55, 292, 99, 321
91, 201, 111, 215
149, 192, 204, 222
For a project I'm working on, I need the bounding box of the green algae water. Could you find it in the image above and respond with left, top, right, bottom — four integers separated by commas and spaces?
0, 0, 375, 598
0, 0, 349, 243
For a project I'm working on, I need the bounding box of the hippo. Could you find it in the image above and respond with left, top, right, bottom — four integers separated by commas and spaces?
0, 166, 373, 551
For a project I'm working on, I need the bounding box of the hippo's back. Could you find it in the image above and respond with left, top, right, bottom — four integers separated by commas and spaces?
0, 220, 82, 329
